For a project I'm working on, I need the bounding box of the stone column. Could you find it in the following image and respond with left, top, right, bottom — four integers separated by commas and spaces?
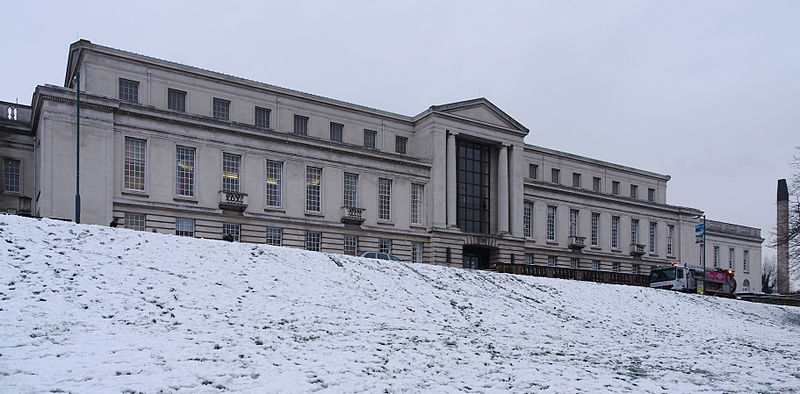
447, 132, 457, 228
777, 179, 790, 294
498, 144, 509, 234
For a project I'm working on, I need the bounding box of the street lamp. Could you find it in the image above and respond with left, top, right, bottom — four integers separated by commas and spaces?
694, 214, 706, 295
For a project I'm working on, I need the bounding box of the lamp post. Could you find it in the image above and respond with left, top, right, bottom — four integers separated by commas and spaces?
694, 214, 706, 295
74, 71, 81, 224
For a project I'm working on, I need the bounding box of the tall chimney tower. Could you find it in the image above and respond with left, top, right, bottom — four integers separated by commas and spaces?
777, 179, 790, 294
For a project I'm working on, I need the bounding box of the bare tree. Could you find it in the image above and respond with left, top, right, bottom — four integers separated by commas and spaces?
762, 255, 776, 294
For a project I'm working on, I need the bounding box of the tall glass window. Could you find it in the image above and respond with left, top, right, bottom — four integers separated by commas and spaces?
523, 202, 533, 238
222, 153, 241, 193
343, 173, 358, 208
306, 167, 321, 212
728, 247, 734, 269
412, 242, 423, 263
223, 223, 240, 242
713, 245, 720, 268
591, 212, 600, 246
611, 216, 620, 249
265, 160, 282, 207
378, 178, 392, 220
569, 209, 579, 237
411, 183, 424, 225
379, 239, 392, 253
631, 219, 639, 244
667, 225, 675, 256
344, 235, 358, 256
124, 137, 146, 191
306, 231, 321, 251
649, 222, 657, 253
330, 122, 343, 142
2, 158, 20, 193
457, 140, 490, 234
175, 146, 195, 197
547, 205, 557, 241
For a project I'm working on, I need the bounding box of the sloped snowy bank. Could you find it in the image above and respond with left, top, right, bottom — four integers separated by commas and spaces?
1, 216, 799, 392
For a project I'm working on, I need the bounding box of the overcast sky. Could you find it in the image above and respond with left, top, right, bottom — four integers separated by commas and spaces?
2, 1, 797, 260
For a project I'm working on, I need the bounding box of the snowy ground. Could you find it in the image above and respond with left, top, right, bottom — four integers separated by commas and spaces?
1, 216, 799, 392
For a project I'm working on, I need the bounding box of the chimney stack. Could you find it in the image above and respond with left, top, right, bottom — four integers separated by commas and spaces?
777, 179, 790, 294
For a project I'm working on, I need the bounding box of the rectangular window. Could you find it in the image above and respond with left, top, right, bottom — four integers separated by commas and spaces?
523, 202, 533, 238
222, 153, 241, 193
411, 183, 424, 225
294, 115, 308, 135
649, 222, 657, 254
343, 172, 359, 208
551, 168, 560, 184
306, 231, 321, 252
379, 239, 392, 254
547, 256, 556, 267
344, 235, 358, 256
213, 98, 230, 120
119, 78, 139, 102
570, 258, 579, 269
456, 140, 490, 234
630, 184, 638, 199
265, 227, 282, 246
569, 209, 579, 237
743, 250, 749, 273
591, 212, 600, 246
525, 253, 533, 264
611, 216, 620, 249
330, 122, 343, 142
593, 177, 601, 192
364, 129, 377, 149
305, 167, 322, 212
631, 219, 639, 244
632, 264, 639, 274
167, 88, 186, 112
223, 223, 240, 242
175, 146, 195, 197
529, 164, 538, 180
124, 212, 145, 231
378, 178, 392, 221
124, 137, 146, 191
547, 205, 557, 241
648, 188, 656, 202
265, 160, 283, 207
612, 262, 620, 272
667, 225, 675, 256
412, 242, 423, 263
2, 158, 21, 193
713, 245, 720, 268
175, 217, 194, 237
395, 136, 408, 154
612, 181, 620, 195
255, 106, 271, 128
592, 260, 600, 270
729, 248, 735, 269
572, 173, 581, 188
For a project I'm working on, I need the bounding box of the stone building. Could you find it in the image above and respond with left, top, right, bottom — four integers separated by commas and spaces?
0, 40, 762, 292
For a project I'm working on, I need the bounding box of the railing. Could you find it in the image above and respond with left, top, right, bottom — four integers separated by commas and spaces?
630, 243, 646, 256
218, 191, 248, 211
568, 236, 586, 249
341, 207, 365, 225
496, 263, 650, 287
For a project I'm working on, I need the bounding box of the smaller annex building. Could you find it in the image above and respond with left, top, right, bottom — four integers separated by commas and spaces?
0, 40, 764, 292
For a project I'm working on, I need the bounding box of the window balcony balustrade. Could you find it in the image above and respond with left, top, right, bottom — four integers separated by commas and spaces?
219, 191, 248, 211
341, 207, 366, 225
630, 243, 646, 256
568, 236, 586, 250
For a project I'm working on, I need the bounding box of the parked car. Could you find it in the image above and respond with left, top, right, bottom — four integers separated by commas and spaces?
360, 252, 402, 262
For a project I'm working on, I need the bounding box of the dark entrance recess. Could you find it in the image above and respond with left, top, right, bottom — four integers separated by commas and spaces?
463, 246, 491, 269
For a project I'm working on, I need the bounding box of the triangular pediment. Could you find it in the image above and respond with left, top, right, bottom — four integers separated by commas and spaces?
427, 98, 528, 134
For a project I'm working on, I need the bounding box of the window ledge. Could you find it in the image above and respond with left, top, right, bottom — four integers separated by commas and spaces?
376, 220, 395, 227
122, 189, 148, 198
546, 240, 559, 246
264, 207, 285, 213
409, 224, 426, 230
304, 212, 324, 218
525, 237, 536, 243
173, 196, 198, 203
590, 246, 602, 250
611, 248, 622, 253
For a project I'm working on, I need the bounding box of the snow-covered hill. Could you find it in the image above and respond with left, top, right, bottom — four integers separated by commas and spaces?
1, 216, 799, 392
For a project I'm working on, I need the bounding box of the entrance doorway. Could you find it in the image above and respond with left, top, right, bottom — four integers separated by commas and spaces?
463, 246, 492, 269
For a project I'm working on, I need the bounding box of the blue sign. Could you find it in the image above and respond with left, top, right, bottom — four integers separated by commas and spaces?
695, 223, 704, 244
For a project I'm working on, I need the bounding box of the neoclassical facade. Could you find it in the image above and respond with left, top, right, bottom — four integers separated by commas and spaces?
0, 40, 763, 292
